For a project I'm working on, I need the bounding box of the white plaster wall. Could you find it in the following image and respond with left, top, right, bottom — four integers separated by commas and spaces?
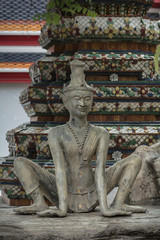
0, 83, 30, 157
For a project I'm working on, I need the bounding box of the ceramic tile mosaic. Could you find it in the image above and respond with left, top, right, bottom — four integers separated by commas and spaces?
6, 132, 16, 157
92, 101, 160, 114
94, 85, 160, 98
19, 87, 46, 103
19, 84, 160, 116
14, 134, 35, 157
73, 52, 155, 80
30, 100, 160, 115
1, 183, 27, 199
29, 55, 57, 84
44, 84, 160, 100
35, 135, 51, 159
87, 1, 152, 16
48, 102, 66, 114
0, 166, 17, 180
109, 134, 159, 149
40, 16, 160, 47
5, 124, 160, 161
46, 87, 62, 101
7, 124, 160, 136
11, 131, 160, 159
53, 51, 156, 81
22, 102, 51, 117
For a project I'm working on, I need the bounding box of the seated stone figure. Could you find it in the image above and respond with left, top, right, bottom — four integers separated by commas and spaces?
128, 142, 160, 203
14, 60, 146, 217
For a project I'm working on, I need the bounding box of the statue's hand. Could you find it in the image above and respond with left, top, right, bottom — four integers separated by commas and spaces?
38, 208, 67, 217
102, 208, 131, 217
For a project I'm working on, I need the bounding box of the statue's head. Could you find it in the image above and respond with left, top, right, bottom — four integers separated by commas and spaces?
62, 60, 94, 117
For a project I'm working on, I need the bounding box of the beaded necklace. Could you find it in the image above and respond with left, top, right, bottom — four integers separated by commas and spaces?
66, 122, 91, 155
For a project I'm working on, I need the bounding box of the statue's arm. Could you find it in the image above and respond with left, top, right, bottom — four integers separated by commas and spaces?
95, 129, 129, 217
48, 128, 67, 217
95, 129, 110, 215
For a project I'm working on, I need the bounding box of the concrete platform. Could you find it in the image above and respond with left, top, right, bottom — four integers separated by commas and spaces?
1, 198, 160, 240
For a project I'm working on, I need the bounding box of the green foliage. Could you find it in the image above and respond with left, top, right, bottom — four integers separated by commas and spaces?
33, 0, 97, 25
154, 44, 160, 74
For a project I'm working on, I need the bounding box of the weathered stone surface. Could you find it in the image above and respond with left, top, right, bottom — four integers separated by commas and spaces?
1, 204, 160, 240
129, 145, 160, 204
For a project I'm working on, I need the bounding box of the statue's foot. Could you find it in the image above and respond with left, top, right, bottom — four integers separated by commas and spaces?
102, 208, 132, 217
38, 209, 67, 217
112, 203, 146, 213
13, 204, 48, 215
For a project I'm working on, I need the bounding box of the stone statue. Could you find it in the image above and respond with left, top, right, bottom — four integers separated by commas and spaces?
14, 60, 146, 217
129, 142, 160, 204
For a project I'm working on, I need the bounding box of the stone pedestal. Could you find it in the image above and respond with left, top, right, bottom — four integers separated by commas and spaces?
1, 205, 160, 240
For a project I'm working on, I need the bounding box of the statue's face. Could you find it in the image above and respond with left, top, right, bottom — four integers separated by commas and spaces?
64, 90, 93, 117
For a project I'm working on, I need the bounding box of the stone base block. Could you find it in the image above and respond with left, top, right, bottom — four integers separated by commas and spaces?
1, 205, 160, 240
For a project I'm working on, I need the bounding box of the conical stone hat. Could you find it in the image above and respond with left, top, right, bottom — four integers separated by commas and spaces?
63, 60, 94, 93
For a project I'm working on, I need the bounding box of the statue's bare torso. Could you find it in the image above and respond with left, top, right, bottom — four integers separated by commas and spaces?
49, 124, 108, 212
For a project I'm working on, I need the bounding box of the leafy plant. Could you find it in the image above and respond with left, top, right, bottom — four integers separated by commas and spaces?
33, 0, 97, 25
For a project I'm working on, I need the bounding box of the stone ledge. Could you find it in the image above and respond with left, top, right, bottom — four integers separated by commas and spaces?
1, 205, 160, 240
